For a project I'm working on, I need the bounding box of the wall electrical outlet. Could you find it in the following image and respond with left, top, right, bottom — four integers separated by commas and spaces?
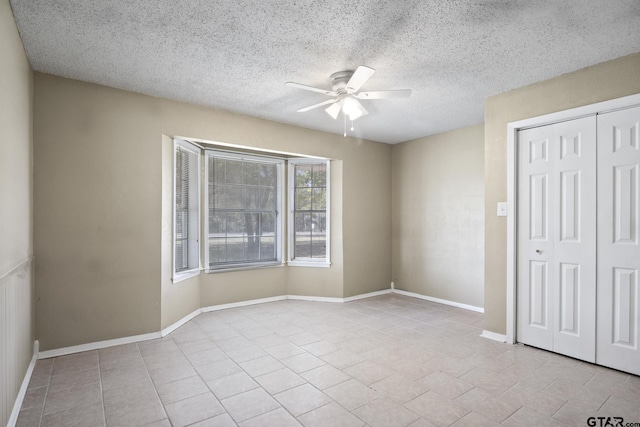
497, 202, 508, 217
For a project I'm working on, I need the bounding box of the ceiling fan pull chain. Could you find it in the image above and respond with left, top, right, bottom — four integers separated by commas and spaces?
350, 119, 355, 132
343, 113, 347, 137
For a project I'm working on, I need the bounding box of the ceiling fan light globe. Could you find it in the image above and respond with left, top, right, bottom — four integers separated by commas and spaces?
341, 96, 359, 117
348, 110, 364, 121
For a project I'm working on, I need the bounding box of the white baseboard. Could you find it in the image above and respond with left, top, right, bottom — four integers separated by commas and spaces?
201, 295, 288, 313
481, 330, 507, 343
161, 309, 202, 337
344, 289, 392, 302
289, 289, 392, 303
8, 340, 39, 427
392, 289, 485, 313
287, 295, 344, 303
38, 332, 161, 359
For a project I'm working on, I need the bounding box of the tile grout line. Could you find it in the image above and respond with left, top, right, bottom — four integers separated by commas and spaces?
597, 394, 611, 412
550, 397, 570, 419
136, 342, 171, 425
36, 360, 53, 427
96, 350, 107, 426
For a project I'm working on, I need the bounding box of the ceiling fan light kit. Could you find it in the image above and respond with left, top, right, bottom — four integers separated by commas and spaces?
286, 65, 411, 136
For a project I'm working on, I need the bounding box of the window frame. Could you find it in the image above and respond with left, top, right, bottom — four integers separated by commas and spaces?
204, 149, 285, 272
288, 158, 331, 267
172, 138, 202, 283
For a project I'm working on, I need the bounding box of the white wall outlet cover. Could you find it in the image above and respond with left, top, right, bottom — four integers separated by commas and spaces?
497, 202, 508, 216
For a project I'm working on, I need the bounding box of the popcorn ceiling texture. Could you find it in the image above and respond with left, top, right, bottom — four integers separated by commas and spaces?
10, 0, 640, 143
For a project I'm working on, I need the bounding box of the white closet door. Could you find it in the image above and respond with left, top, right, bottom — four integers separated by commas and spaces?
517, 116, 596, 362
551, 118, 596, 362
597, 106, 640, 376
518, 125, 555, 352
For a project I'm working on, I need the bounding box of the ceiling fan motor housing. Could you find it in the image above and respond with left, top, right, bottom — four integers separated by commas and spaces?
330, 70, 354, 93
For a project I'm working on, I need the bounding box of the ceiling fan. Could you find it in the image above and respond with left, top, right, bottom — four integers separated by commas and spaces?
286, 66, 411, 122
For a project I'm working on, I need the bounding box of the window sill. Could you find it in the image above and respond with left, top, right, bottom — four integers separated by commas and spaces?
206, 262, 284, 274
287, 260, 331, 268
172, 269, 201, 284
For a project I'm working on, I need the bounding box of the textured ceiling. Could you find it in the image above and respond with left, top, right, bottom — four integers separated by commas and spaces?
10, 0, 640, 144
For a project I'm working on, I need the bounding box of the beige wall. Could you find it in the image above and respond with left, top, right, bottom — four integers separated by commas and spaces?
34, 73, 392, 349
342, 143, 393, 297
1, 0, 32, 275
391, 124, 485, 308
0, 0, 33, 425
484, 52, 640, 334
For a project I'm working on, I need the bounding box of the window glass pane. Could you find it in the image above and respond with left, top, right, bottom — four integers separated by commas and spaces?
311, 237, 326, 258
175, 240, 185, 269
312, 188, 326, 210
244, 213, 260, 238
290, 160, 329, 263
213, 158, 224, 183
226, 237, 245, 262
213, 185, 226, 209
207, 152, 280, 269
226, 212, 245, 235
261, 213, 275, 234
175, 210, 186, 237
244, 162, 260, 185
260, 237, 275, 259
226, 160, 243, 184
226, 186, 243, 209
260, 164, 277, 187
294, 212, 312, 258
295, 188, 312, 210
312, 163, 327, 187
209, 237, 226, 263
295, 164, 313, 187
243, 187, 260, 210
210, 212, 225, 235
311, 212, 327, 258
260, 187, 276, 209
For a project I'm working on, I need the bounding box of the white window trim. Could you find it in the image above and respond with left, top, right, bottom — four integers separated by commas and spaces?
172, 138, 202, 283
288, 158, 331, 267
204, 149, 285, 272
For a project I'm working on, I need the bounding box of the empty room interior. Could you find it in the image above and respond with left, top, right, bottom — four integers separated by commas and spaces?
2, 0, 640, 426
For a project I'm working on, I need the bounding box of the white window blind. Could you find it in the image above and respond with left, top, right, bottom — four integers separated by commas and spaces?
174, 139, 200, 278
205, 150, 283, 270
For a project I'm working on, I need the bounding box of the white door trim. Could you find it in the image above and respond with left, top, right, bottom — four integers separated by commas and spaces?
506, 93, 640, 344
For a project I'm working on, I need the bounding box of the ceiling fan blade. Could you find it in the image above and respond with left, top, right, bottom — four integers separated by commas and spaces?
325, 102, 342, 120
355, 89, 412, 99
346, 66, 375, 92
297, 99, 338, 113
285, 82, 337, 96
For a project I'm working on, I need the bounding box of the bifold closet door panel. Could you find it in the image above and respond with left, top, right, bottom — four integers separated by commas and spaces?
517, 116, 596, 362
518, 124, 555, 352
551, 118, 596, 362
597, 106, 640, 376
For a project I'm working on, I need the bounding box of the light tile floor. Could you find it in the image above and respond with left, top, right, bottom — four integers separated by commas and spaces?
17, 294, 640, 426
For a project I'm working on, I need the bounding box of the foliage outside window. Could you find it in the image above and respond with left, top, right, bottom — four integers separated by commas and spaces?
289, 159, 330, 265
173, 139, 200, 280
205, 151, 283, 270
